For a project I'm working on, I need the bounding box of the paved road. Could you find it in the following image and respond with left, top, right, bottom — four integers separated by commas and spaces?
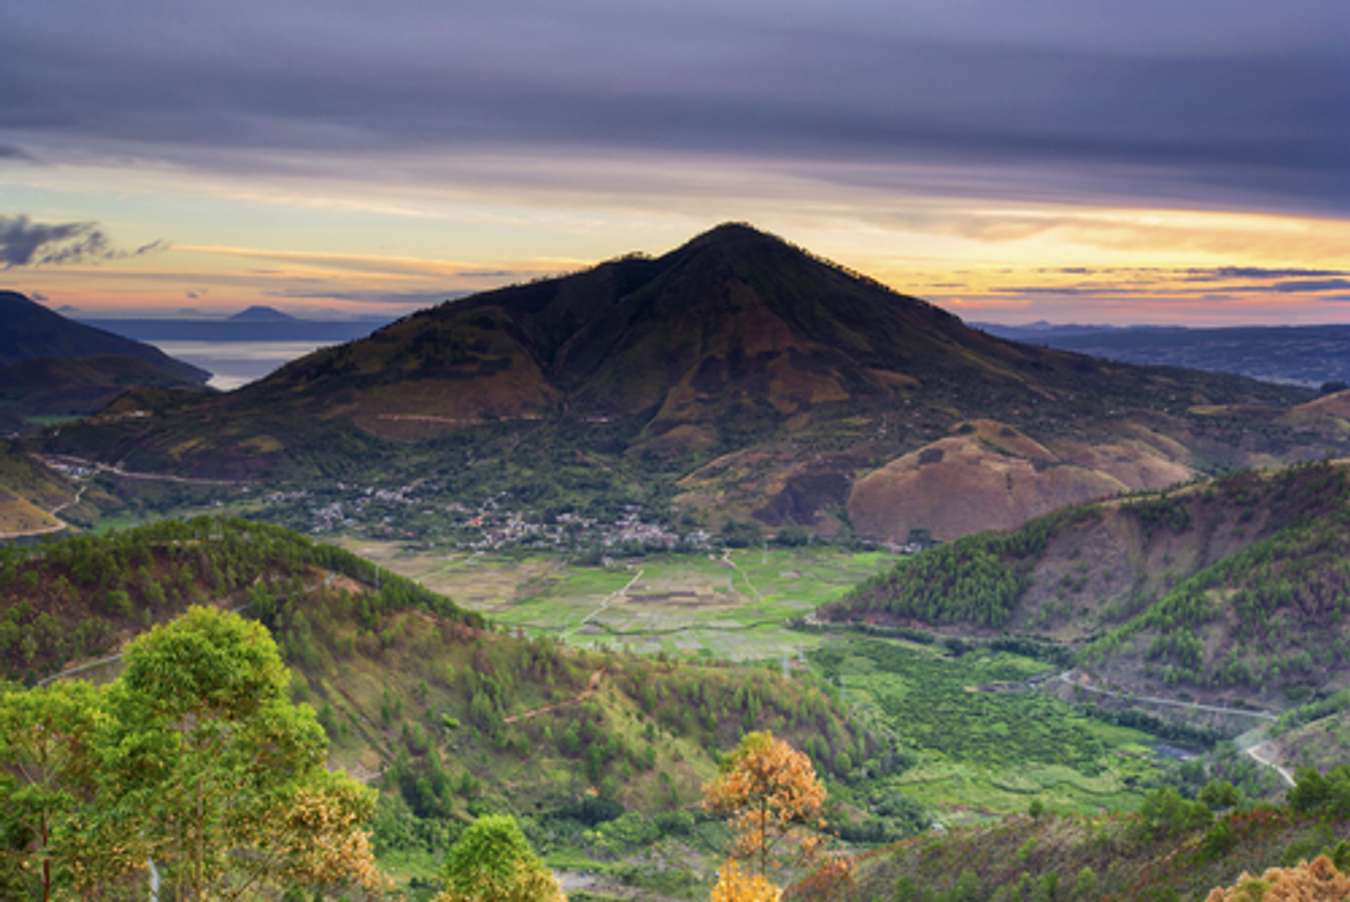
1237, 730, 1297, 789
38, 453, 245, 486
1054, 670, 1277, 721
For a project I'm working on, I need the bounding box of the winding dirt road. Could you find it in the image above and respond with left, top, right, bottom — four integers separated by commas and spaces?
0, 484, 85, 541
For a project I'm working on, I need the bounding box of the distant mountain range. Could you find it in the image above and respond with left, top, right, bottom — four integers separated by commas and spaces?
42, 225, 1350, 540
978, 321, 1350, 388
0, 291, 210, 432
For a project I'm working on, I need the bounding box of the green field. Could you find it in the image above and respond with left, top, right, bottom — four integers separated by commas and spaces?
814, 637, 1166, 824
334, 542, 899, 661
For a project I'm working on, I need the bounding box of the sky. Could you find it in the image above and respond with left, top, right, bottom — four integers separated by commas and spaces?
3, 0, 1350, 325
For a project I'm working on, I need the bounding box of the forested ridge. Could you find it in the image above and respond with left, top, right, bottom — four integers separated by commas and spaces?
819, 462, 1350, 697
820, 506, 1101, 628
0, 517, 893, 896
0, 516, 476, 682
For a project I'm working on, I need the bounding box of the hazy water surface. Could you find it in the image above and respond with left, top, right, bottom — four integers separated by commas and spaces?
152, 340, 333, 390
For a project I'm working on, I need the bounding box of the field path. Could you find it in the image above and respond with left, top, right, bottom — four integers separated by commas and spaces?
721, 549, 763, 603
503, 668, 606, 724
560, 568, 643, 639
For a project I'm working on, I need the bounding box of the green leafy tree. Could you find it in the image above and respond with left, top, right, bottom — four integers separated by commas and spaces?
0, 681, 132, 902
104, 605, 380, 899
434, 814, 565, 902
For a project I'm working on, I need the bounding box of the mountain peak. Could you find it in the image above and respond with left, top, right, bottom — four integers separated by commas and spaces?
228, 305, 296, 323
679, 221, 789, 254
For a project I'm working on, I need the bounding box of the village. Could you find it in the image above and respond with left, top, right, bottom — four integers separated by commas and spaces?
261, 482, 715, 554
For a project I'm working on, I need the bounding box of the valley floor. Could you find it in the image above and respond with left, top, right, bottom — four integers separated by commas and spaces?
329, 541, 1189, 825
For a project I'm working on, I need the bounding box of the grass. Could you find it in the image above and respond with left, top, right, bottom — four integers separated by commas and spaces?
814, 637, 1166, 824
331, 543, 900, 661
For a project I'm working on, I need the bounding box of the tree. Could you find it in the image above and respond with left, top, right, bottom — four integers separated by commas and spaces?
704, 731, 827, 878
1198, 779, 1240, 811
262, 770, 385, 896
434, 814, 565, 902
0, 681, 130, 902
710, 858, 782, 902
1205, 855, 1350, 900
1289, 765, 1350, 819
104, 605, 382, 899
1137, 786, 1211, 839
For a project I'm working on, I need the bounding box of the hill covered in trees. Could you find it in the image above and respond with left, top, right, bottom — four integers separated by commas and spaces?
821, 460, 1350, 710
1, 517, 884, 894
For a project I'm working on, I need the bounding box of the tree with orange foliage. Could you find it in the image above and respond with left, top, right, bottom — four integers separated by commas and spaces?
791, 853, 855, 901
1205, 855, 1350, 901
710, 859, 782, 902
703, 731, 827, 878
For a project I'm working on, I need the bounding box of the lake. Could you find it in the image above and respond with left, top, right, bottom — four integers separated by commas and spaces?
79, 318, 392, 391
151, 340, 334, 390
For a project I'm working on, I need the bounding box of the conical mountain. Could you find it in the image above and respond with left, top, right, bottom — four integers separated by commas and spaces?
235, 223, 1103, 432
47, 225, 1348, 539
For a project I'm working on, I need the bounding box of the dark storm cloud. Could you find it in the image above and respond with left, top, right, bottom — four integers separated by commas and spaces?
3, 1, 1350, 213
0, 214, 163, 268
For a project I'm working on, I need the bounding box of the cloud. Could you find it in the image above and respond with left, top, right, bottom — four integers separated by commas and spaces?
1185, 266, 1350, 281
31, 291, 48, 301
0, 145, 35, 162
179, 243, 560, 282
3, 1, 1350, 217
264, 288, 471, 306
0, 214, 165, 268
1266, 278, 1350, 293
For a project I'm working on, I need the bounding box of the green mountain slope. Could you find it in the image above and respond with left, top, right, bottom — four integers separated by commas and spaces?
1, 517, 880, 893
45, 225, 1349, 542
822, 461, 1350, 710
